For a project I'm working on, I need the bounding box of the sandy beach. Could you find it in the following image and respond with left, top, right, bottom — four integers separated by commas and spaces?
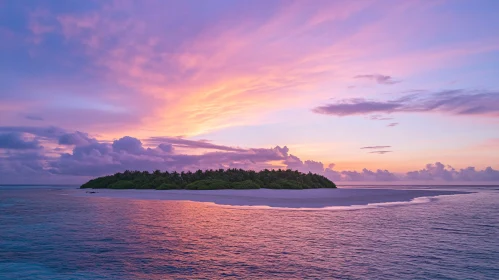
68, 188, 469, 209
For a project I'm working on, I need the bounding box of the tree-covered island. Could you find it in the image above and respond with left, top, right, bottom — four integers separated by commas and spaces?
80, 169, 336, 190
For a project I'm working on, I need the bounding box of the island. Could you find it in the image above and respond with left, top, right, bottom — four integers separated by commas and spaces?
80, 169, 337, 190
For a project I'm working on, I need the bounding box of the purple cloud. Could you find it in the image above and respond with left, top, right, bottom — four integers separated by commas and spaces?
46, 134, 291, 177
157, 143, 174, 153
0, 126, 498, 184
354, 74, 400, 85
313, 99, 402, 116
387, 122, 398, 127
284, 155, 325, 174
0, 132, 42, 150
456, 166, 499, 181
313, 89, 499, 117
112, 136, 145, 154
324, 167, 398, 182
324, 162, 499, 182
58, 131, 95, 146
406, 162, 499, 181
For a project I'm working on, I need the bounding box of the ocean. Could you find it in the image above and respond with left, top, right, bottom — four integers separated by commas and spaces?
1, 185, 498, 279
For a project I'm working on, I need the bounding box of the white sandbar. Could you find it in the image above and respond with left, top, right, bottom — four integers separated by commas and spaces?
69, 188, 469, 209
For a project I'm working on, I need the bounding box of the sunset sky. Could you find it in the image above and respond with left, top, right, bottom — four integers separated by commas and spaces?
1, 0, 498, 184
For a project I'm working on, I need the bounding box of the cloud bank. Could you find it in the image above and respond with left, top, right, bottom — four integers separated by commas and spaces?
1, 126, 498, 184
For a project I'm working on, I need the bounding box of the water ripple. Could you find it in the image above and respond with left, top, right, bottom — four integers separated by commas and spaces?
0, 186, 498, 279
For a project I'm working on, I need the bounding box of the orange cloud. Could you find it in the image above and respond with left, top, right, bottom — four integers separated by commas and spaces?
48, 0, 498, 139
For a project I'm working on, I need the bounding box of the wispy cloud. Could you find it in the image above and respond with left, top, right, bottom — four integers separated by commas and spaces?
314, 99, 401, 116
360, 146, 391, 149
369, 150, 392, 154
146, 136, 246, 152
361, 146, 393, 154
369, 115, 393, 121
387, 122, 399, 127
314, 89, 499, 117
354, 74, 400, 85
9, 0, 494, 138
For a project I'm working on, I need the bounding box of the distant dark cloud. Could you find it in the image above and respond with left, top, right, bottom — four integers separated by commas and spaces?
387, 122, 398, 127
369, 151, 392, 154
361, 146, 391, 149
313, 99, 401, 116
25, 115, 44, 121
313, 89, 499, 117
0, 132, 42, 150
354, 74, 400, 85
0, 126, 67, 139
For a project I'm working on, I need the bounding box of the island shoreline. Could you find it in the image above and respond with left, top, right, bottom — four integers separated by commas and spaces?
69, 188, 470, 209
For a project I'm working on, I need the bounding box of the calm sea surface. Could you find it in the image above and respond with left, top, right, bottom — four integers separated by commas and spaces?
1, 185, 498, 279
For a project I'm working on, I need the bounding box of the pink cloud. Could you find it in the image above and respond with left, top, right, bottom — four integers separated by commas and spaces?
41, 0, 496, 138
13, 0, 496, 140
28, 9, 57, 44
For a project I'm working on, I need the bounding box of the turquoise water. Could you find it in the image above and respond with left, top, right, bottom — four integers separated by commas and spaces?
1, 185, 498, 279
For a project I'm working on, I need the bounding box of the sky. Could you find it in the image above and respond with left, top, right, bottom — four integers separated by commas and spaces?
1, 0, 498, 184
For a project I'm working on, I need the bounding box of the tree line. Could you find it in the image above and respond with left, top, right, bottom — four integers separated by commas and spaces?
80, 168, 336, 190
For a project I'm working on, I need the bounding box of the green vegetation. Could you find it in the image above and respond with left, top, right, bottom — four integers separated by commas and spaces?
186, 179, 231, 190
80, 169, 336, 190
109, 180, 134, 189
